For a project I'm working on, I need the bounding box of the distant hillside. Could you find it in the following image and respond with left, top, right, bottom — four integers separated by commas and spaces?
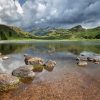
0, 24, 100, 40
31, 25, 100, 39
0, 24, 30, 40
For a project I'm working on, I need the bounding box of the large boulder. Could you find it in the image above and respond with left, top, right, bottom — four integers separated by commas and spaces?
80, 51, 95, 57
44, 60, 56, 71
0, 73, 19, 91
12, 65, 35, 79
76, 51, 95, 61
24, 55, 44, 66
28, 57, 44, 65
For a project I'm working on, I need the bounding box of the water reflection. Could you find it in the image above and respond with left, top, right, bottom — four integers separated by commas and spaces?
0, 41, 100, 73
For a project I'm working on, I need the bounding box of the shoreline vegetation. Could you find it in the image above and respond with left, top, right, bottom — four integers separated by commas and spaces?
0, 39, 100, 44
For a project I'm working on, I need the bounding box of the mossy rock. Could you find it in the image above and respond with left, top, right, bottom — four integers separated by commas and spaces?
44, 66, 54, 72
33, 65, 44, 72
0, 73, 19, 91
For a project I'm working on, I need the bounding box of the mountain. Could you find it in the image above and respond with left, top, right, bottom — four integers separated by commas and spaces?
0, 24, 100, 40
0, 24, 30, 40
31, 25, 100, 39
69, 25, 85, 32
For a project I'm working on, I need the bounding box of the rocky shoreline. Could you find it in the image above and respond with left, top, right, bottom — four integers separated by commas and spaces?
0, 51, 100, 92
0, 53, 56, 92
0, 51, 100, 100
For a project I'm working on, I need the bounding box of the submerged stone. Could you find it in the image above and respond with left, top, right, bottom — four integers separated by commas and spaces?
33, 65, 44, 72
0, 73, 19, 91
2, 56, 9, 60
19, 77, 35, 84
44, 60, 56, 71
12, 65, 35, 79
77, 61, 88, 67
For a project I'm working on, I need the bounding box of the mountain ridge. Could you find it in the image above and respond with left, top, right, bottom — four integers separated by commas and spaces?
0, 24, 100, 40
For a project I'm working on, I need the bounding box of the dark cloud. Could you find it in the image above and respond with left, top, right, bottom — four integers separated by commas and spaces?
0, 0, 100, 30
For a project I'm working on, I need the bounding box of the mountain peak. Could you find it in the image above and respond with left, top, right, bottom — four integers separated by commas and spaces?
70, 25, 84, 32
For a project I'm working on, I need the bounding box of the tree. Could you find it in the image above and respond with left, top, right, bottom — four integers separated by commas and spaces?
0, 31, 7, 40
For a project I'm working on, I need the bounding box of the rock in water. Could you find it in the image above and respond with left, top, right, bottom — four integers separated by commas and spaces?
0, 73, 19, 91
44, 60, 56, 71
93, 56, 100, 64
24, 55, 33, 65
2, 56, 9, 60
33, 65, 44, 72
12, 65, 35, 79
76, 56, 87, 61
77, 61, 88, 67
25, 56, 44, 66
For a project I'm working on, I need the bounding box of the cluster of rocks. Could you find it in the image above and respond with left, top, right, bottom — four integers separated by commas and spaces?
76, 52, 100, 66
0, 54, 56, 91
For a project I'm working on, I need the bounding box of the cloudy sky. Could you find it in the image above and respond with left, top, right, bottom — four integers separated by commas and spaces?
0, 0, 100, 30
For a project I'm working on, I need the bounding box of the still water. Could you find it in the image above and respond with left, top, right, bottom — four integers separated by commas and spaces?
0, 41, 100, 81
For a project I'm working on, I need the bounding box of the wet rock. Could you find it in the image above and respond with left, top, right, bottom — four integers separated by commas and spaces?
0, 73, 19, 91
24, 55, 44, 66
80, 51, 95, 57
77, 61, 88, 67
0, 53, 9, 60
12, 65, 35, 79
93, 56, 100, 62
94, 62, 100, 64
87, 56, 95, 61
44, 60, 56, 71
93, 56, 100, 64
2, 56, 9, 60
24, 54, 33, 65
76, 56, 87, 61
33, 65, 44, 72
77, 51, 95, 61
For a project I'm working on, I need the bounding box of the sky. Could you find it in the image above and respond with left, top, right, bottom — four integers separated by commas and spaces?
0, 0, 100, 30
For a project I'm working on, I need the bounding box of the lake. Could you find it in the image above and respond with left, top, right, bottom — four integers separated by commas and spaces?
0, 41, 100, 100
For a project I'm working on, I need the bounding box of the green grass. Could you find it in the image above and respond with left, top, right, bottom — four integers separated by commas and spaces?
0, 24, 100, 40
31, 25, 100, 40
0, 24, 30, 40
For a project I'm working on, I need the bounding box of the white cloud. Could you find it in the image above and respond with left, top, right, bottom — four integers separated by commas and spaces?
0, 0, 100, 30
0, 0, 23, 25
